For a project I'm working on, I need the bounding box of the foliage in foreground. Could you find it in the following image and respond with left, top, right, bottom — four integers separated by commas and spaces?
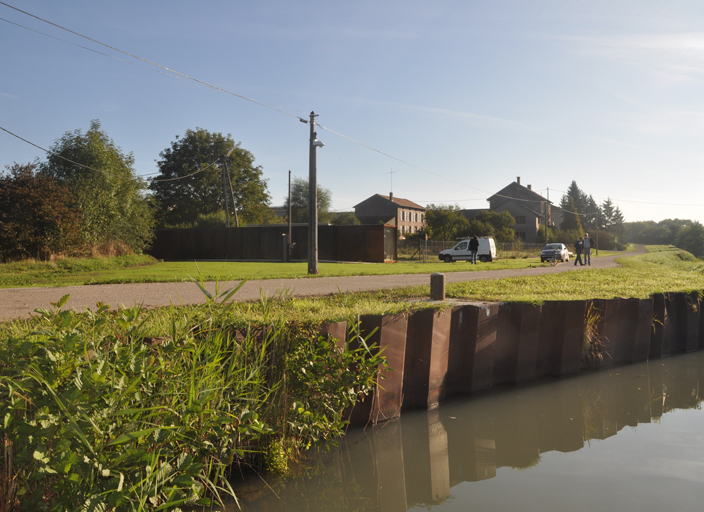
0, 289, 385, 511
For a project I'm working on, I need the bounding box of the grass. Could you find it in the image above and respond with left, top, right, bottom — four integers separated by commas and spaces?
335, 245, 704, 305
0, 249, 624, 289
0, 290, 386, 510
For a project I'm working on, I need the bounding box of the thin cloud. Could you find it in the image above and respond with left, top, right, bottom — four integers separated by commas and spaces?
565, 32, 704, 82
341, 96, 526, 129
1, 92, 18, 100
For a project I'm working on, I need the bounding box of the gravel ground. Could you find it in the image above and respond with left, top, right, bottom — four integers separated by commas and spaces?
0, 248, 641, 322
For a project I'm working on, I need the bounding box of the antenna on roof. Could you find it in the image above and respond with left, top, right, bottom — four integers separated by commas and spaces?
385, 168, 398, 197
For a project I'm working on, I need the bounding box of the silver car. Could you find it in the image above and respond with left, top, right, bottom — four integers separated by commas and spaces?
540, 243, 570, 263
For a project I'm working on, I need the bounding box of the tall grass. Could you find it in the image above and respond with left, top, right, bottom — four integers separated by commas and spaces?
0, 285, 385, 511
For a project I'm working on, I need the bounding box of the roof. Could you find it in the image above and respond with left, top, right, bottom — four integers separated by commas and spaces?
488, 182, 550, 204
354, 194, 425, 210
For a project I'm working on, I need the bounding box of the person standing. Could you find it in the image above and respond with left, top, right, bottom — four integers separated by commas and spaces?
574, 237, 585, 266
469, 236, 479, 264
583, 233, 592, 265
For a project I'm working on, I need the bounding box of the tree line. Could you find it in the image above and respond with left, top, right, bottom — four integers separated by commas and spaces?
420, 180, 629, 248
0, 121, 340, 262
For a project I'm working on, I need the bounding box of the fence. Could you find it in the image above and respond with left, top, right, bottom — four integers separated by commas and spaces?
148, 224, 397, 262
397, 239, 545, 261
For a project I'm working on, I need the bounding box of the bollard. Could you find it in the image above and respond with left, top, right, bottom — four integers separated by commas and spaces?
430, 273, 446, 301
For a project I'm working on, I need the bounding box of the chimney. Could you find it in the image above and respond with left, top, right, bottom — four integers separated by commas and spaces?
527, 184, 532, 190
516, 177, 521, 185
389, 192, 394, 202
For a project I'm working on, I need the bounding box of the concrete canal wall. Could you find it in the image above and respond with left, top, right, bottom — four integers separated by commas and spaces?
319, 291, 704, 427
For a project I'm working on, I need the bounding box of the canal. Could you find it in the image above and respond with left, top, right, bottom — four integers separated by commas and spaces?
226, 350, 704, 511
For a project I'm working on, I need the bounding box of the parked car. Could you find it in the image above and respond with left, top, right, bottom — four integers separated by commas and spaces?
540, 243, 570, 263
439, 237, 497, 263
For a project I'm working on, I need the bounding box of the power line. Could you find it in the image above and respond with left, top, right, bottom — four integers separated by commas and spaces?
0, 16, 183, 81
5, 3, 704, 211
0, 125, 115, 177
0, 2, 521, 197
0, 125, 217, 183
0, 1, 307, 122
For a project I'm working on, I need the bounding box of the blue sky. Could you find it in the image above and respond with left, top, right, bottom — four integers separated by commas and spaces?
2, 0, 704, 223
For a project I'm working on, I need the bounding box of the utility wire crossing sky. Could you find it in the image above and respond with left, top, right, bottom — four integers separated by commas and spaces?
2, 1, 704, 222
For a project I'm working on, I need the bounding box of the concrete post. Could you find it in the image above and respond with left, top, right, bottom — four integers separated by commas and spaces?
430, 273, 445, 301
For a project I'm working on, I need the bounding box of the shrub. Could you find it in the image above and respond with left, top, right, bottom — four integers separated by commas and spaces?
0, 289, 385, 510
0, 163, 82, 262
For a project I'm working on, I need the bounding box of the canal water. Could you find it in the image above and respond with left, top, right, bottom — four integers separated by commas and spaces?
228, 351, 704, 511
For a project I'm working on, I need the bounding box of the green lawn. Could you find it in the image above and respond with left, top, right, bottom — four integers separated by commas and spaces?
361, 245, 704, 305
0, 248, 624, 288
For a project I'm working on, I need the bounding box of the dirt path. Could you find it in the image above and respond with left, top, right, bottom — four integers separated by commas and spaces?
0, 247, 643, 322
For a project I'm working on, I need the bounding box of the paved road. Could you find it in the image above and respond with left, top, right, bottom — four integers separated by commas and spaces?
0, 248, 643, 322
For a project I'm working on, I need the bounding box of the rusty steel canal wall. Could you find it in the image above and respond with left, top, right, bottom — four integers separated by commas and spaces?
318, 292, 704, 427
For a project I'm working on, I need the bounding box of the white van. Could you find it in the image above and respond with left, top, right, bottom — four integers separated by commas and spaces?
438, 237, 497, 263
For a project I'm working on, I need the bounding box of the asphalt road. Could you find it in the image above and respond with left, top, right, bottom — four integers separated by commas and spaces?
0, 248, 641, 322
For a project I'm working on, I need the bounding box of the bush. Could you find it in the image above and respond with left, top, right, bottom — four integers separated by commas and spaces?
0, 289, 385, 510
0, 163, 82, 262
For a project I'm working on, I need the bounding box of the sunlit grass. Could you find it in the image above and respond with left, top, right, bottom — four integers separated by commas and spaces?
0, 249, 624, 289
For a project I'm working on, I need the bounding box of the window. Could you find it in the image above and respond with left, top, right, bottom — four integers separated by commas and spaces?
421, 214, 424, 222
515, 216, 526, 225
401, 211, 405, 221
516, 231, 526, 240
414, 212, 418, 222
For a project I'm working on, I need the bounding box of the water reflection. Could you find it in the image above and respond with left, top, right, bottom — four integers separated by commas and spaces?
228, 352, 704, 511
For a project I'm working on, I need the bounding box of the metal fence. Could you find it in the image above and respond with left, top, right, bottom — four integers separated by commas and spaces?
397, 239, 545, 261
148, 224, 397, 262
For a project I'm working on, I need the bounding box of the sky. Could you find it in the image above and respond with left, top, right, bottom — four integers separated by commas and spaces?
2, 0, 704, 223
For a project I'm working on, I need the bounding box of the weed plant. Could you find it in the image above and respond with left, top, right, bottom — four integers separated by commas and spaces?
0, 283, 386, 510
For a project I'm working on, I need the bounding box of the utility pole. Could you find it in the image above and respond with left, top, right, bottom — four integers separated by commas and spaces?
222, 153, 231, 228
287, 170, 292, 261
596, 209, 599, 256
545, 201, 548, 245
308, 112, 324, 274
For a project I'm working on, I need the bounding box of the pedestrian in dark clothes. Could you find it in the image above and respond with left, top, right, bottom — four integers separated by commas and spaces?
574, 237, 585, 266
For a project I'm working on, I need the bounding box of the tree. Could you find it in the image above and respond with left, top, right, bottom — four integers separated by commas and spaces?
149, 128, 277, 227
560, 181, 588, 217
282, 177, 333, 224
332, 211, 360, 226
40, 120, 154, 253
559, 198, 584, 241
676, 221, 704, 258
425, 204, 470, 241
472, 211, 516, 242
0, 163, 82, 261
583, 195, 600, 232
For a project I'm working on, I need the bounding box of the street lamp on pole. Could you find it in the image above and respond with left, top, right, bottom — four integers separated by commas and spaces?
308, 111, 324, 274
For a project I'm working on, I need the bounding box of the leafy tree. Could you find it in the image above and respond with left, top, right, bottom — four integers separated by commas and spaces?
676, 221, 704, 258
472, 211, 516, 242
0, 163, 81, 261
39, 120, 154, 252
283, 177, 333, 223
331, 211, 360, 226
537, 225, 559, 244
150, 128, 277, 227
425, 204, 470, 241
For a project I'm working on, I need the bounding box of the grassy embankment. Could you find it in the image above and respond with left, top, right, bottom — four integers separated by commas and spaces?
0, 248, 624, 288
1, 244, 699, 510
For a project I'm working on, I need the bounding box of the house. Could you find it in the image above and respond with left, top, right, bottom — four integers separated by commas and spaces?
461, 177, 553, 243
354, 193, 426, 235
